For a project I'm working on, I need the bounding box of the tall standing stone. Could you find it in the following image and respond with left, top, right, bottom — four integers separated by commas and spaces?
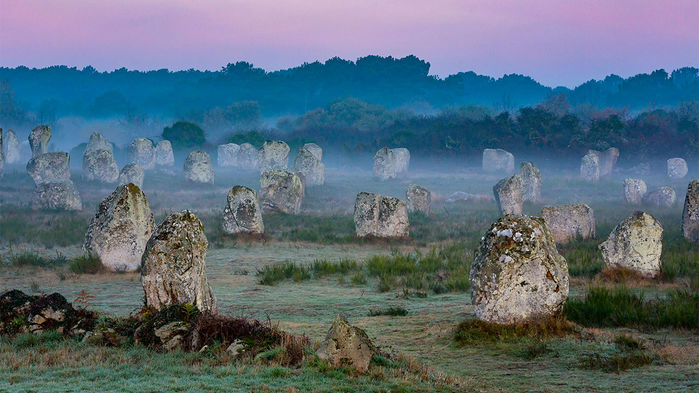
667, 158, 688, 179
392, 148, 410, 175
469, 215, 569, 324
406, 184, 431, 215
222, 186, 264, 235
27, 152, 71, 185
540, 204, 595, 244
83, 149, 119, 183
482, 149, 514, 173
682, 180, 699, 243
258, 141, 290, 172
84, 184, 155, 272
259, 170, 304, 214
520, 162, 542, 202
580, 151, 600, 182
643, 186, 676, 207
599, 148, 619, 177
141, 211, 217, 312
32, 180, 82, 211
293, 147, 325, 186
128, 138, 156, 170
119, 163, 144, 188
599, 211, 663, 278
493, 175, 524, 215
353, 192, 409, 238
624, 178, 647, 205
29, 125, 51, 158
184, 150, 214, 184
155, 140, 175, 169
4, 129, 20, 164
238, 143, 259, 170
86, 132, 113, 153
217, 143, 240, 167
303, 143, 322, 161
373, 147, 398, 180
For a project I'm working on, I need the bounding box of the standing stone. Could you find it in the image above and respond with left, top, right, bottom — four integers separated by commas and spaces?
520, 162, 542, 202
303, 143, 323, 161
184, 150, 214, 184
482, 149, 515, 173
493, 175, 524, 215
128, 138, 156, 170
238, 143, 259, 170
667, 158, 688, 179
599, 211, 663, 278
469, 215, 569, 324
27, 152, 70, 185
599, 148, 619, 177
353, 192, 409, 238
316, 315, 378, 373
643, 186, 677, 207
155, 140, 175, 169
392, 148, 410, 175
83, 149, 119, 183
624, 178, 647, 205
85, 132, 113, 153
141, 211, 217, 312
259, 170, 304, 214
258, 141, 290, 172
217, 143, 240, 167
682, 180, 699, 243
406, 184, 431, 215
29, 125, 51, 158
222, 186, 264, 235
84, 184, 155, 272
373, 147, 398, 180
31, 180, 82, 211
4, 129, 20, 164
119, 163, 144, 188
540, 204, 595, 244
293, 147, 325, 186
580, 152, 600, 182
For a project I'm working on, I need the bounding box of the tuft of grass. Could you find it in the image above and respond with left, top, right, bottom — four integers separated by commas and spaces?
69, 254, 103, 274
578, 335, 655, 373
10, 251, 68, 268
12, 331, 65, 348
368, 306, 408, 317
514, 338, 551, 360
454, 316, 574, 345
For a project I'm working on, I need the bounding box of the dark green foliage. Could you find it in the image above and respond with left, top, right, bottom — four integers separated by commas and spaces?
69, 254, 103, 274
257, 259, 358, 286
453, 316, 573, 346
12, 331, 65, 348
9, 251, 68, 268
162, 121, 206, 150
368, 306, 408, 317
227, 130, 266, 148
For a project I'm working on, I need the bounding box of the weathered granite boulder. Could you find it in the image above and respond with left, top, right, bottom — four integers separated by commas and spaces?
238, 143, 259, 170
128, 138, 156, 170
373, 147, 397, 180
85, 132, 113, 153
293, 147, 325, 186
599, 211, 663, 278
4, 129, 20, 164
258, 141, 290, 172
84, 184, 155, 272
316, 315, 378, 373
141, 211, 217, 312
217, 143, 240, 167
27, 152, 70, 185
667, 158, 688, 179
406, 184, 431, 215
470, 215, 569, 324
354, 192, 409, 238
682, 180, 699, 243
493, 175, 524, 215
643, 186, 677, 208
222, 186, 264, 235
119, 163, 144, 188
29, 125, 51, 157
32, 180, 82, 211
540, 204, 595, 244
482, 149, 514, 173
83, 149, 119, 183
303, 143, 322, 161
599, 148, 619, 177
184, 150, 214, 184
155, 140, 175, 169
392, 148, 410, 174
520, 162, 542, 202
259, 170, 304, 214
624, 178, 647, 205
580, 152, 600, 182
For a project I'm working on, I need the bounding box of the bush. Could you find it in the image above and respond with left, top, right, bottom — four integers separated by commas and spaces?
162, 121, 206, 150
69, 254, 103, 274
228, 130, 266, 148
368, 306, 408, 317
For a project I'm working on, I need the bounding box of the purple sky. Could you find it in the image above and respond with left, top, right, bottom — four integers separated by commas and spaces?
1, 0, 697, 87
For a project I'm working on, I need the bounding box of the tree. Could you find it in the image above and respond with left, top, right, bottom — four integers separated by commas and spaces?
162, 121, 206, 150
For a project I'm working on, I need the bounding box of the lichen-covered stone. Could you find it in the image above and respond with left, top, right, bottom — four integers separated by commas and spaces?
128, 138, 155, 170
373, 147, 397, 180
155, 140, 175, 168
119, 163, 144, 188
667, 158, 688, 179
540, 204, 595, 244
86, 132, 113, 153
84, 184, 155, 272
83, 149, 119, 183
293, 147, 325, 186
520, 162, 542, 202
141, 211, 217, 312
259, 170, 304, 214
258, 141, 289, 172
482, 149, 514, 173
222, 186, 264, 235
406, 184, 431, 215
238, 143, 259, 170
29, 125, 51, 158
624, 178, 647, 205
316, 315, 378, 373
354, 192, 409, 238
217, 143, 240, 167
682, 180, 699, 243
31, 180, 82, 211
27, 152, 70, 185
303, 143, 322, 161
493, 175, 524, 215
469, 215, 569, 324
4, 129, 20, 164
643, 186, 676, 208
599, 211, 663, 278
184, 150, 214, 184
580, 152, 600, 182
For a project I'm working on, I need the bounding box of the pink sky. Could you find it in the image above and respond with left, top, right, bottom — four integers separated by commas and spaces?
1, 0, 697, 87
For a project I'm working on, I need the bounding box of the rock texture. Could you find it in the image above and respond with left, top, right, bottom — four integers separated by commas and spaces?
259, 170, 304, 214
643, 186, 676, 207
84, 184, 155, 271
406, 184, 431, 215
303, 143, 322, 161
222, 186, 264, 235
599, 148, 619, 177
32, 180, 82, 211
667, 158, 688, 179
27, 152, 70, 185
353, 192, 409, 238
580, 152, 600, 182
682, 180, 699, 243
316, 315, 378, 373
599, 211, 663, 278
217, 143, 240, 167
29, 125, 51, 157
184, 150, 214, 184
4, 129, 20, 164
540, 204, 595, 244
520, 162, 542, 202
482, 149, 514, 173
128, 138, 156, 170
141, 211, 217, 312
373, 147, 397, 180
293, 147, 325, 186
238, 143, 259, 170
624, 178, 647, 205
119, 163, 144, 188
155, 140, 175, 169
493, 175, 524, 215
83, 149, 119, 183
392, 148, 410, 174
258, 141, 290, 172
86, 132, 113, 153
469, 215, 569, 324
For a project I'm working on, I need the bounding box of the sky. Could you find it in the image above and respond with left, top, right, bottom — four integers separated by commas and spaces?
1, 0, 697, 87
